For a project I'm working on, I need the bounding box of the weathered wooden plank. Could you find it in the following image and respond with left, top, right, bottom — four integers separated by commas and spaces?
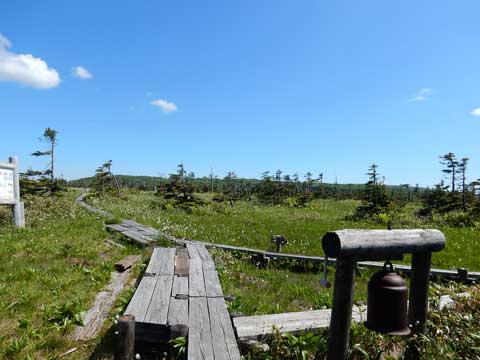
188, 297, 214, 360
203, 258, 216, 272
114, 255, 141, 272
168, 297, 188, 326
145, 247, 176, 275
121, 230, 151, 246
175, 247, 190, 276
196, 245, 212, 261
189, 258, 206, 297
105, 224, 130, 232
137, 226, 159, 236
144, 275, 174, 324
234, 306, 366, 338
204, 270, 223, 297
124, 275, 157, 322
171, 276, 188, 296
105, 238, 125, 248
323, 229, 446, 258
72, 269, 132, 340
187, 244, 201, 259
208, 297, 241, 359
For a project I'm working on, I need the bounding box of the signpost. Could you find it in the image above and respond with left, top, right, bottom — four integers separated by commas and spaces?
0, 157, 25, 227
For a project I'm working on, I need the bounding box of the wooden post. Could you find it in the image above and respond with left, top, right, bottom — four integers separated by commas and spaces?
404, 252, 432, 360
327, 256, 356, 360
9, 156, 24, 228
114, 315, 135, 360
408, 252, 431, 334
170, 324, 188, 358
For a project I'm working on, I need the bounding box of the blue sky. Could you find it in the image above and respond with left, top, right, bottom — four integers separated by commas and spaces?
1, 1, 479, 186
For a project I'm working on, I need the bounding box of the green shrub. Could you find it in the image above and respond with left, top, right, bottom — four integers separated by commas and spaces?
434, 211, 476, 228
105, 217, 122, 225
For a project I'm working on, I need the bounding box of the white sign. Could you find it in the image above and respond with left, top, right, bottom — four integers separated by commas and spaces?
0, 168, 14, 201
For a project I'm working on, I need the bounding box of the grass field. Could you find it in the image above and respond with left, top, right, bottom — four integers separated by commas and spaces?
91, 191, 480, 271
1, 189, 479, 359
88, 190, 480, 318
0, 191, 145, 359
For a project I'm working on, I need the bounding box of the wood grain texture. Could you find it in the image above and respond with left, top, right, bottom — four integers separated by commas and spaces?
187, 244, 201, 259
121, 230, 150, 246
408, 252, 432, 334
168, 297, 188, 326
208, 297, 241, 360
144, 275, 174, 324
234, 306, 366, 338
189, 258, 206, 297
114, 255, 141, 272
188, 297, 214, 360
204, 270, 223, 297
322, 229, 446, 258
327, 256, 356, 360
172, 276, 188, 296
145, 247, 176, 275
196, 245, 212, 261
105, 224, 129, 232
124, 276, 157, 322
115, 315, 135, 360
72, 270, 132, 340
175, 247, 190, 276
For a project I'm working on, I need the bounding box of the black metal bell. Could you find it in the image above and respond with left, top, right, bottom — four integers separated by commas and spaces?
365, 261, 410, 335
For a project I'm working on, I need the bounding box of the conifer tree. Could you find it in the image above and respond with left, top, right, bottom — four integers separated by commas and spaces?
459, 158, 469, 211
440, 152, 460, 194
354, 164, 392, 218
21, 128, 62, 195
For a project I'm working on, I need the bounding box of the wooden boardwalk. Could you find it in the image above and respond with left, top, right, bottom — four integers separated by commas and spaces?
234, 305, 366, 339
105, 218, 480, 280
124, 244, 241, 360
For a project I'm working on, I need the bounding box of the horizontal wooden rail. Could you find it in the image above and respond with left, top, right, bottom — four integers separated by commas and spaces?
172, 237, 480, 279
322, 229, 446, 259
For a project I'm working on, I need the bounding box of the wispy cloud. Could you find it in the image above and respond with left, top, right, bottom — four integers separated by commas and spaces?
0, 33, 60, 89
471, 108, 480, 117
72, 66, 93, 79
409, 88, 432, 102
151, 99, 178, 113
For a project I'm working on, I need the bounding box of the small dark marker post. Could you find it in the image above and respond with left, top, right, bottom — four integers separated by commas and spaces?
457, 267, 469, 283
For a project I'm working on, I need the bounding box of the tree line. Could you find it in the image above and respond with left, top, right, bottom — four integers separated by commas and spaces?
20, 128, 479, 227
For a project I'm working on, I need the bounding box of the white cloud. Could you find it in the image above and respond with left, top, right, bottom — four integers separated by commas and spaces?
72, 66, 92, 79
0, 33, 60, 89
151, 99, 178, 113
409, 88, 432, 102
471, 108, 480, 117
